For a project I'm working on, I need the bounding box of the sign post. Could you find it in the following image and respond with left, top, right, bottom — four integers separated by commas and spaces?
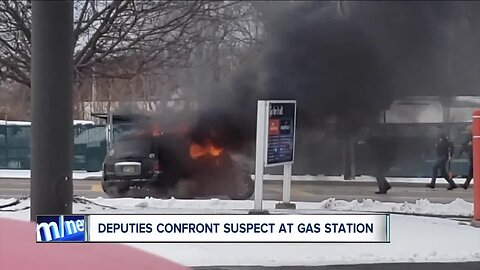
250, 100, 297, 214
278, 163, 294, 209
250, 101, 269, 214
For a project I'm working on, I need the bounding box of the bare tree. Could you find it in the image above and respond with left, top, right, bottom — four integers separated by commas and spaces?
0, 0, 265, 120
175, 1, 264, 101
91, 1, 264, 113
0, 0, 244, 87
0, 0, 31, 86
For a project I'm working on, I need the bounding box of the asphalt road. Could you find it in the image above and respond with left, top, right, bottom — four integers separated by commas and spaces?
0, 178, 473, 203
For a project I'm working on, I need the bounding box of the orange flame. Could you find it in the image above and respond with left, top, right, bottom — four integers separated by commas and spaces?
190, 142, 224, 159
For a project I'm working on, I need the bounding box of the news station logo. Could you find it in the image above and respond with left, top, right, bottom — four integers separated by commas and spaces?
36, 215, 86, 242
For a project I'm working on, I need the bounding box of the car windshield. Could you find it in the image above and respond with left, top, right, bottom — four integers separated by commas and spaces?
113, 123, 136, 141
113, 136, 153, 158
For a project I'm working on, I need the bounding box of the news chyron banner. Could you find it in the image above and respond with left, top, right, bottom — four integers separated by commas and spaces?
37, 214, 390, 243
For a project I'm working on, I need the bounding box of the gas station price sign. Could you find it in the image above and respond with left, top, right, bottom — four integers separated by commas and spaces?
265, 101, 296, 167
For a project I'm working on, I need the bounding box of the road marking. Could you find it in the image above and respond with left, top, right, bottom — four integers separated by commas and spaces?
292, 188, 317, 197
0, 188, 30, 192
266, 184, 318, 197
91, 183, 103, 192
265, 186, 314, 197
265, 186, 282, 192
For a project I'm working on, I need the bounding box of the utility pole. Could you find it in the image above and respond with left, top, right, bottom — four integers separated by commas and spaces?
92, 65, 97, 123
339, 115, 355, 180
30, 1, 74, 221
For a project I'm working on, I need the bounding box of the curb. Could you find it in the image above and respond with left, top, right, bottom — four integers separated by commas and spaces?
0, 177, 473, 189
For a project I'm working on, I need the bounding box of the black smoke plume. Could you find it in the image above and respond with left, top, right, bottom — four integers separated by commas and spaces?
193, 2, 480, 150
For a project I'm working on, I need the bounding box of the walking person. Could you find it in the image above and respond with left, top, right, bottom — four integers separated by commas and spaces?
460, 127, 473, 189
427, 132, 458, 190
368, 128, 395, 194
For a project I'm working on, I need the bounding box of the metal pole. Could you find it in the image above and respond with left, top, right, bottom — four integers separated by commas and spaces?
5, 119, 7, 168
350, 137, 356, 179
275, 163, 296, 209
92, 66, 97, 123
30, 1, 74, 221
282, 163, 292, 203
472, 110, 480, 222
250, 100, 268, 214
108, 110, 113, 149
343, 134, 353, 180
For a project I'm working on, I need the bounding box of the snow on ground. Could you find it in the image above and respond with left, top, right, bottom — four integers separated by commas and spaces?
131, 214, 480, 267
72, 197, 474, 217
0, 120, 94, 126
0, 197, 475, 217
0, 197, 478, 267
0, 170, 102, 179
0, 198, 18, 206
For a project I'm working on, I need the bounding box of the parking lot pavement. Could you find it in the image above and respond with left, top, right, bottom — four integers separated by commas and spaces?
0, 178, 474, 204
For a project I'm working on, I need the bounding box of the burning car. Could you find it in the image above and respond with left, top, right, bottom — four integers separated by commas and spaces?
98, 113, 254, 200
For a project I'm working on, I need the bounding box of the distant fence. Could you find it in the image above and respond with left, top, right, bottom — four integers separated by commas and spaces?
0, 122, 107, 171
0, 121, 472, 178
267, 122, 472, 178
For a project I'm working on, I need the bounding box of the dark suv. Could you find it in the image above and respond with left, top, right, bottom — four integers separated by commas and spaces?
101, 128, 254, 199
102, 131, 162, 196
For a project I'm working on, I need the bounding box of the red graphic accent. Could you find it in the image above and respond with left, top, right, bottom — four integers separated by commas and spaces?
269, 119, 280, 135
473, 110, 480, 221
1, 218, 188, 270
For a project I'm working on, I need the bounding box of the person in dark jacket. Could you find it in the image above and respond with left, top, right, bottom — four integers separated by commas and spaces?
460, 130, 473, 189
367, 128, 396, 194
427, 132, 458, 190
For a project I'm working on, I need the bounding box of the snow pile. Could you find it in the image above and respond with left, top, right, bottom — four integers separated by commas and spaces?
73, 120, 95, 125
1, 197, 473, 218
313, 198, 473, 217
88, 197, 254, 213
0, 170, 102, 179
73, 197, 474, 217
0, 120, 94, 126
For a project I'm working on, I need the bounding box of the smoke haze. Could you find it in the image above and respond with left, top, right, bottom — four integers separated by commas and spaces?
195, 1, 480, 144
